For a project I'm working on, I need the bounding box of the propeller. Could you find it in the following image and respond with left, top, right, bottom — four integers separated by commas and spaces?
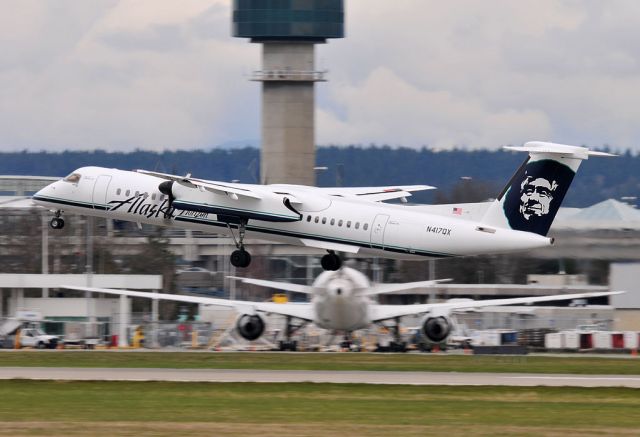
158, 180, 175, 218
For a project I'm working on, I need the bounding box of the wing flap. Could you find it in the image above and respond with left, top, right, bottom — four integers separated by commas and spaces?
299, 238, 361, 254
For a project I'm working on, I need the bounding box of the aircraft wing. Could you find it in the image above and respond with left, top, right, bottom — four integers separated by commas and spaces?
316, 185, 435, 202
369, 290, 623, 322
136, 169, 263, 200
228, 276, 314, 294
299, 238, 361, 254
62, 286, 315, 321
364, 278, 452, 296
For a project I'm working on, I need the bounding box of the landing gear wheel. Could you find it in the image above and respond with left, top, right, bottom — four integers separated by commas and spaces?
321, 252, 342, 271
227, 219, 252, 268
49, 217, 65, 230
230, 249, 251, 268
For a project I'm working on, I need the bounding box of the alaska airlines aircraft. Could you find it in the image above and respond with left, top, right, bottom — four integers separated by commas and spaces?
33, 142, 612, 270
65, 267, 621, 351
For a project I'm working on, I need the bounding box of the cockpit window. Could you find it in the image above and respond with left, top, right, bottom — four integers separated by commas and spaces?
63, 173, 81, 183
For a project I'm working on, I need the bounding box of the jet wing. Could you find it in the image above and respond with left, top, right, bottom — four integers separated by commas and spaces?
364, 278, 452, 296
369, 290, 623, 322
136, 169, 263, 200
316, 185, 435, 202
228, 276, 314, 294
62, 286, 315, 321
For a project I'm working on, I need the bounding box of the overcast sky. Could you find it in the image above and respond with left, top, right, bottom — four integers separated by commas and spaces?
1, 0, 640, 152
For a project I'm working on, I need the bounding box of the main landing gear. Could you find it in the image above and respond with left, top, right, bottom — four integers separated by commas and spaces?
49, 211, 65, 230
279, 316, 307, 351
321, 250, 342, 271
227, 219, 251, 268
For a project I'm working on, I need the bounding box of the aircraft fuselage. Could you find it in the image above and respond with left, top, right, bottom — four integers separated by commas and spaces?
33, 166, 552, 262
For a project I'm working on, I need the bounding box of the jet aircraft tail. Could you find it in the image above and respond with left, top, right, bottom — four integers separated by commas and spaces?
481, 142, 615, 236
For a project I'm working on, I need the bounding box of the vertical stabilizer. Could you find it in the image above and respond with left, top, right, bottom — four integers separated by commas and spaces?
481, 142, 615, 236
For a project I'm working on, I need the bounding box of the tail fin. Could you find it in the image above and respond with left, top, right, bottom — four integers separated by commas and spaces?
481, 142, 615, 236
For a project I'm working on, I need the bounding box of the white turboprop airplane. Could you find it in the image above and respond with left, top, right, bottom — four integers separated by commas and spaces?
33, 142, 613, 270
64, 267, 622, 351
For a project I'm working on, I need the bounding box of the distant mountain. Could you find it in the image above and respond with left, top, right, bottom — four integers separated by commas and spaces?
0, 146, 636, 207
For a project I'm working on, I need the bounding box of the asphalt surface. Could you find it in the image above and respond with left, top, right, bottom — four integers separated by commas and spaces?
0, 367, 639, 387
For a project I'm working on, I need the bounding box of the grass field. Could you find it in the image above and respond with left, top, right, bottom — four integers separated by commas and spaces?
0, 381, 637, 436
0, 351, 639, 374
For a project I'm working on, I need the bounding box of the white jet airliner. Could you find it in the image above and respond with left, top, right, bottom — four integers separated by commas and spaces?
33, 142, 613, 270
65, 267, 621, 351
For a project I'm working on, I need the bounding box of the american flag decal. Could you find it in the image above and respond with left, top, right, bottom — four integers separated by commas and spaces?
452, 207, 462, 215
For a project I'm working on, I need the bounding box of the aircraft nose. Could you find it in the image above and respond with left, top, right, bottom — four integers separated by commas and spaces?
33, 181, 57, 202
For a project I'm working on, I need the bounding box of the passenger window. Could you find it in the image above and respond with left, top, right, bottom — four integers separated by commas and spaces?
151, 193, 156, 201
63, 173, 81, 183
125, 190, 131, 196
355, 222, 360, 229
116, 188, 122, 195
338, 220, 343, 227
307, 215, 311, 222
159, 195, 164, 201
322, 217, 327, 224
330, 219, 335, 226
364, 223, 369, 231
314, 216, 319, 223
135, 191, 140, 196
347, 221, 351, 228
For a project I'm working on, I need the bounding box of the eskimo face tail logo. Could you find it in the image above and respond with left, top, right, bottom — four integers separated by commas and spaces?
519, 175, 557, 220
503, 159, 575, 236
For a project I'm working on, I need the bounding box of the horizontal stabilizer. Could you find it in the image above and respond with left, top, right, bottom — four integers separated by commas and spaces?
504, 142, 617, 160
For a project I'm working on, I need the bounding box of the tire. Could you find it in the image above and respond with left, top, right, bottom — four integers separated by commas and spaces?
37, 341, 46, 349
321, 253, 341, 271
230, 250, 251, 268
50, 217, 65, 230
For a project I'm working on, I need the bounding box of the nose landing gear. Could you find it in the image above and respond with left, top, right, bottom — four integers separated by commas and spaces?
49, 211, 65, 230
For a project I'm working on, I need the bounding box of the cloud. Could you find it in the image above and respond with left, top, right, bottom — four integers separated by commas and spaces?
1, 1, 640, 151
0, 0, 259, 151
318, 0, 640, 151
318, 67, 552, 149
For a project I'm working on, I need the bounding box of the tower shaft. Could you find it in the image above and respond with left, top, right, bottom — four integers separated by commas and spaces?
258, 42, 319, 185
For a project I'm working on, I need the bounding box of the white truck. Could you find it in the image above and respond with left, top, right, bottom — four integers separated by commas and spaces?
18, 327, 59, 349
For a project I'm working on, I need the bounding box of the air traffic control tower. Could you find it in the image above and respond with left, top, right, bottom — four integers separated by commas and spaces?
232, 0, 344, 185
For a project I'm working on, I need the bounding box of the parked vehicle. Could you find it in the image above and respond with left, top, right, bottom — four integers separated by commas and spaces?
18, 327, 59, 349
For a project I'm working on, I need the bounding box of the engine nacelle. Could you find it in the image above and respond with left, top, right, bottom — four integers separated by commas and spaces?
236, 314, 265, 341
421, 316, 452, 343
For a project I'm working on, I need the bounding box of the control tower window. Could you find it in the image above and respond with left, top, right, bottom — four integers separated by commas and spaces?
63, 173, 81, 183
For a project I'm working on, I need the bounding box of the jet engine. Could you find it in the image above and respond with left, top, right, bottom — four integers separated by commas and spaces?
420, 315, 452, 343
236, 314, 265, 341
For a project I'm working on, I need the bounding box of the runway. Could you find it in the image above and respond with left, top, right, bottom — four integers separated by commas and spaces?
0, 367, 639, 387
